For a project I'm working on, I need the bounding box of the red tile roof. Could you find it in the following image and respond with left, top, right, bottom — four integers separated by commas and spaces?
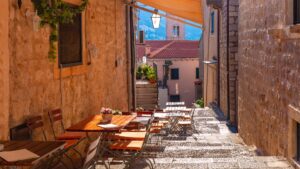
136, 44, 146, 59
136, 40, 200, 59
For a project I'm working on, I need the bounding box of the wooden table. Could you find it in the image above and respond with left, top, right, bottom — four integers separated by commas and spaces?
0, 141, 65, 167
66, 114, 137, 132
164, 106, 191, 112
154, 112, 186, 118
166, 102, 185, 106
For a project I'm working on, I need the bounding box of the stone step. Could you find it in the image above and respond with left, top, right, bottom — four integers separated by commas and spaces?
102, 157, 293, 169
144, 145, 255, 158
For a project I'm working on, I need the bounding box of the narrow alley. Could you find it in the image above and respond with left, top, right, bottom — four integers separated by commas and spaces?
99, 108, 293, 169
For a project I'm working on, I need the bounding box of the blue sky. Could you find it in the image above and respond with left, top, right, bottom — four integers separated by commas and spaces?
137, 5, 203, 40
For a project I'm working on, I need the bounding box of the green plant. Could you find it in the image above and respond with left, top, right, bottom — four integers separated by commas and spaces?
31, 0, 89, 61
136, 64, 157, 81
196, 98, 204, 108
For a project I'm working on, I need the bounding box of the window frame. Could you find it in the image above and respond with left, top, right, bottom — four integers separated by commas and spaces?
58, 11, 83, 68
172, 25, 180, 37
211, 11, 215, 34
170, 68, 179, 80
294, 0, 300, 24
170, 95, 180, 102
196, 67, 200, 79
53, 0, 88, 79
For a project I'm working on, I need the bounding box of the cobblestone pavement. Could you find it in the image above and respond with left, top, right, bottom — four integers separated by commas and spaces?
98, 108, 294, 169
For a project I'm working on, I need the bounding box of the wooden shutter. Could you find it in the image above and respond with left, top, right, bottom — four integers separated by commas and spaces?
58, 12, 82, 67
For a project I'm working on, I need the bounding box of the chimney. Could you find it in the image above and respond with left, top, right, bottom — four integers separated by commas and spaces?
138, 31, 145, 44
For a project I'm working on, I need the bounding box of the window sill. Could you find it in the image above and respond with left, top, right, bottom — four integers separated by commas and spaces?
268, 24, 300, 40
53, 64, 88, 79
290, 24, 300, 33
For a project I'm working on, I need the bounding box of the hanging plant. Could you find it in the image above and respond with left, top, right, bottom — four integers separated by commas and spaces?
31, 0, 89, 62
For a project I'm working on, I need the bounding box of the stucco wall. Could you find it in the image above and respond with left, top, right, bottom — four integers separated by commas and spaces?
202, 0, 219, 106
239, 0, 300, 156
7, 0, 129, 139
149, 58, 199, 107
0, 0, 9, 140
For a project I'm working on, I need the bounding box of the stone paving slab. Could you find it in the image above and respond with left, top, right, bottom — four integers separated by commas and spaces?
96, 108, 294, 169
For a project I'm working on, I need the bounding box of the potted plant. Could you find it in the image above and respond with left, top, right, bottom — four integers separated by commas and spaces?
100, 108, 113, 123
136, 64, 157, 83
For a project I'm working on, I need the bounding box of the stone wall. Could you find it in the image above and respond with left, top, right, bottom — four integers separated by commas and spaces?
238, 0, 300, 156
219, 0, 239, 124
6, 0, 130, 139
0, 0, 9, 140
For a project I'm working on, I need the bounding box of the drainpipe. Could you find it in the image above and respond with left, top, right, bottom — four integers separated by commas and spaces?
217, 10, 220, 106
126, 2, 136, 110
226, 0, 230, 121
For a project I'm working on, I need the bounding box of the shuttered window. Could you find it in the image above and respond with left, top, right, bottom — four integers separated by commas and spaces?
295, 0, 300, 24
211, 11, 215, 34
196, 68, 200, 79
171, 68, 179, 80
170, 95, 180, 102
58, 12, 82, 67
173, 26, 180, 37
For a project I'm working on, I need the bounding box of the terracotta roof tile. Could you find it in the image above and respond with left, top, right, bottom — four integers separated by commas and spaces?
136, 40, 200, 59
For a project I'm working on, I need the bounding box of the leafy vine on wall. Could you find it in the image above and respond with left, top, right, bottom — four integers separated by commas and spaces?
31, 0, 89, 61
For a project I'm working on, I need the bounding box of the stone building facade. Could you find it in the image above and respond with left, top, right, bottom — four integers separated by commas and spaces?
238, 0, 300, 165
166, 15, 185, 40
204, 0, 239, 125
0, 0, 10, 140
219, 0, 239, 125
202, 0, 219, 107
0, 0, 133, 140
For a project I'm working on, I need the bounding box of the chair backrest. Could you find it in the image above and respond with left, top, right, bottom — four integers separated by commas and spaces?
82, 136, 104, 169
191, 108, 196, 118
26, 115, 47, 141
136, 111, 154, 117
10, 123, 31, 141
32, 148, 66, 169
121, 112, 132, 115
48, 109, 65, 139
142, 115, 155, 147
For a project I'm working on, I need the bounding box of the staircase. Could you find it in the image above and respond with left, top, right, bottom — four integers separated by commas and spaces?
136, 81, 158, 110
98, 108, 294, 169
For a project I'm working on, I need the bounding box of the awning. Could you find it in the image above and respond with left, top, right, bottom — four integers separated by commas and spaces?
136, 0, 203, 25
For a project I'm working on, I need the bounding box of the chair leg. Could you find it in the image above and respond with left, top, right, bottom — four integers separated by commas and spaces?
63, 153, 75, 169
145, 158, 154, 169
71, 147, 84, 166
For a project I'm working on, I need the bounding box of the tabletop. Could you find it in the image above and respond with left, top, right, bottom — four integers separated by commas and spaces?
154, 112, 186, 118
166, 102, 185, 106
164, 107, 191, 112
0, 141, 65, 166
66, 114, 137, 132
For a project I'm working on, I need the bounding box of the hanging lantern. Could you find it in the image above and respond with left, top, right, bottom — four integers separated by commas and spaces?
151, 9, 161, 29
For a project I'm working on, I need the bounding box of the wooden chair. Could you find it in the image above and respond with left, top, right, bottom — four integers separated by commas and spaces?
26, 115, 83, 169
81, 136, 106, 169
108, 116, 155, 169
10, 123, 31, 141
48, 109, 86, 140
178, 108, 196, 134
